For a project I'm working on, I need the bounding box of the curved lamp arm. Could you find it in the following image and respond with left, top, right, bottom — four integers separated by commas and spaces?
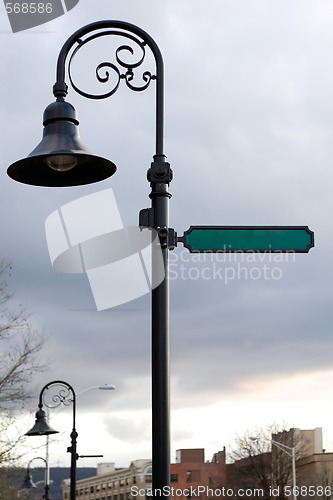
27, 456, 48, 470
250, 436, 295, 457
52, 20, 165, 158
39, 380, 76, 431
270, 438, 294, 456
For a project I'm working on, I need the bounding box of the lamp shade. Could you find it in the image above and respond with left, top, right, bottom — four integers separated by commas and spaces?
21, 471, 37, 489
25, 408, 59, 436
7, 100, 116, 187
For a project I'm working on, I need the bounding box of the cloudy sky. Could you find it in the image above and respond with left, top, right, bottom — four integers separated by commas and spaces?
1, 0, 333, 470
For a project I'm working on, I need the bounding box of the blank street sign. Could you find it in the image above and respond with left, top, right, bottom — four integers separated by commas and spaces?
178, 226, 314, 253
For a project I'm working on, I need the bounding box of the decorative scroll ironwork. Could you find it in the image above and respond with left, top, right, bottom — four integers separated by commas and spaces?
41, 381, 74, 410
68, 30, 156, 100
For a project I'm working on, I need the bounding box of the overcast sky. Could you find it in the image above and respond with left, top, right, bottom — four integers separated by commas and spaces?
1, 0, 333, 470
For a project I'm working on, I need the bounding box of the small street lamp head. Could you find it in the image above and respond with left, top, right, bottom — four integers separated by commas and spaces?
25, 408, 59, 436
21, 470, 37, 490
7, 100, 116, 187
98, 384, 116, 390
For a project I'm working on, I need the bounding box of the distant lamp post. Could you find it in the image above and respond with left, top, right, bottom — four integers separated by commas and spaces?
26, 381, 113, 500
20, 456, 49, 499
26, 381, 78, 500
8, 20, 172, 496
42, 382, 115, 498
250, 436, 297, 500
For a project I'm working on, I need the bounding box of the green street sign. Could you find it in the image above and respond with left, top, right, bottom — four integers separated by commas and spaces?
178, 226, 314, 253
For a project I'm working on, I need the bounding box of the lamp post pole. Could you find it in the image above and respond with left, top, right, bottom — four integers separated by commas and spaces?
270, 439, 297, 500
9, 21, 172, 497
26, 380, 77, 500
250, 436, 297, 500
21, 456, 49, 499
42, 383, 115, 499
55, 23, 172, 496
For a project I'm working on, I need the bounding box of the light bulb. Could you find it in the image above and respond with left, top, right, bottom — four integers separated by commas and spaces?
46, 155, 78, 172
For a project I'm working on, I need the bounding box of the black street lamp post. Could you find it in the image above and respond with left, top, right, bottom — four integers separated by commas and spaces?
26, 380, 77, 500
20, 456, 49, 499
26, 380, 104, 499
10, 21, 172, 497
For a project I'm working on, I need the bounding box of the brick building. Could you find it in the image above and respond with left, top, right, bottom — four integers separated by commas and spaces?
170, 448, 227, 499
63, 432, 333, 500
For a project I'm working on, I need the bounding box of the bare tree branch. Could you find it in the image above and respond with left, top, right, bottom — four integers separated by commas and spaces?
0, 261, 49, 465
228, 422, 304, 500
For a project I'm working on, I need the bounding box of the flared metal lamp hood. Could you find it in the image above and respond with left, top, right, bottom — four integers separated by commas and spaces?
7, 100, 116, 187
21, 471, 37, 489
25, 408, 59, 436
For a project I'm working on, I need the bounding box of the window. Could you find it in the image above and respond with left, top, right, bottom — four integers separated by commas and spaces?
170, 474, 178, 483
